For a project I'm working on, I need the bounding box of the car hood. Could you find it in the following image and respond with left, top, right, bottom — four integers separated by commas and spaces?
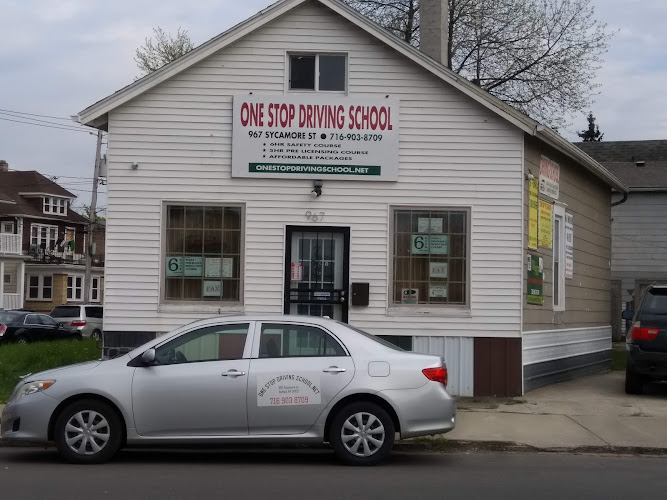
26, 360, 102, 381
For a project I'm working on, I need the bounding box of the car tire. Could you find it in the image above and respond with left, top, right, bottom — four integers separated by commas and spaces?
91, 330, 102, 342
54, 399, 123, 464
15, 336, 28, 345
329, 402, 395, 466
625, 368, 645, 395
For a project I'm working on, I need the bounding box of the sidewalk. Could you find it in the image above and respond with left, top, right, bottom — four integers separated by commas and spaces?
441, 371, 667, 450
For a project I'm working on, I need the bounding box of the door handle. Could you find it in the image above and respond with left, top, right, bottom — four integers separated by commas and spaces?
323, 366, 346, 373
221, 370, 246, 377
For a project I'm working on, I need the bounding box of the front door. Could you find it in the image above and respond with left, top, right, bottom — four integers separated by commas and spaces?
284, 226, 350, 322
132, 322, 252, 437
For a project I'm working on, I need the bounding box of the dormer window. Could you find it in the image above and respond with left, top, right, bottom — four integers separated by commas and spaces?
44, 197, 68, 215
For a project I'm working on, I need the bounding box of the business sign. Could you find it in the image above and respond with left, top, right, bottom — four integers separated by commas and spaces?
538, 200, 553, 249
166, 256, 183, 277
401, 288, 419, 304
527, 254, 544, 305
232, 95, 399, 181
257, 373, 322, 407
418, 218, 443, 233
291, 262, 303, 281
539, 156, 560, 200
203, 280, 222, 297
411, 235, 449, 255
528, 178, 539, 249
429, 285, 448, 298
429, 262, 448, 278
565, 212, 574, 279
184, 257, 202, 277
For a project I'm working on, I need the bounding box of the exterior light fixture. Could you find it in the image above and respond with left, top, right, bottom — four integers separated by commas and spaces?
311, 180, 323, 198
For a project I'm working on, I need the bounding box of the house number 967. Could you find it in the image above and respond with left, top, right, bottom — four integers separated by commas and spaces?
305, 211, 325, 222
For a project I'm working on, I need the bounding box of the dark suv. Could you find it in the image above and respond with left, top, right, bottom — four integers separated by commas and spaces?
623, 285, 667, 394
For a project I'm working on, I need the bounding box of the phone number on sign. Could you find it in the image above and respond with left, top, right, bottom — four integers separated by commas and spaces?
269, 396, 309, 405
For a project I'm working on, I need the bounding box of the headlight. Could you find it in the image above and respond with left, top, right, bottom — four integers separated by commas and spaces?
9, 380, 55, 403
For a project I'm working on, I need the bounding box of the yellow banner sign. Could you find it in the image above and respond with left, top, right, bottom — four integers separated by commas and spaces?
528, 178, 538, 249
538, 200, 553, 249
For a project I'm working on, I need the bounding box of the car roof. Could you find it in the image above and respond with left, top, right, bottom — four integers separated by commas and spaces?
185, 314, 340, 327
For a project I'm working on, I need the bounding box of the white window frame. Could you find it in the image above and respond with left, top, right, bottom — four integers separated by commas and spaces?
67, 275, 84, 302
1, 222, 14, 234
43, 196, 68, 215
26, 274, 53, 301
31, 223, 58, 249
286, 52, 348, 93
553, 204, 566, 312
387, 205, 472, 315
90, 276, 101, 302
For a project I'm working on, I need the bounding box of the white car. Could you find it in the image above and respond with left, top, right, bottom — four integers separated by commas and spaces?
1, 315, 456, 465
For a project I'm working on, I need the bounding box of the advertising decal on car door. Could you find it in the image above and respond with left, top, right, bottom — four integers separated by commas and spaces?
257, 373, 322, 407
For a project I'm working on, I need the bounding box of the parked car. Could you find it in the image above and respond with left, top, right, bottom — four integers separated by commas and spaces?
623, 285, 667, 394
0, 315, 456, 465
50, 305, 103, 341
0, 311, 82, 345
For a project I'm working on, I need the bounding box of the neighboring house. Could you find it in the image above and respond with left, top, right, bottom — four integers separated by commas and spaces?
0, 160, 104, 312
577, 140, 667, 338
78, 0, 626, 395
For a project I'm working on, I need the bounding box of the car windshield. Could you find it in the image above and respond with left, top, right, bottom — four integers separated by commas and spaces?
641, 288, 667, 315
0, 311, 22, 323
337, 321, 405, 351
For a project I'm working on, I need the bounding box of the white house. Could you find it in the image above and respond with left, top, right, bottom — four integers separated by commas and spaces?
78, 0, 626, 396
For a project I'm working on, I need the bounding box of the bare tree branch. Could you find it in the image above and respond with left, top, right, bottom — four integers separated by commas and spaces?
135, 27, 195, 76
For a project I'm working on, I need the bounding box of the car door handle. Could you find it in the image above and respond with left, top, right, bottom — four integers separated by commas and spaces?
221, 370, 246, 377
323, 366, 346, 373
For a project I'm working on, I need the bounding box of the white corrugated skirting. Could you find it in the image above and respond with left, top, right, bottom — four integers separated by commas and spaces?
522, 326, 612, 366
413, 336, 474, 396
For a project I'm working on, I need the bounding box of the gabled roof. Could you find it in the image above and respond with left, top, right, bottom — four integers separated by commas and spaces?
576, 140, 667, 190
78, 0, 627, 193
0, 171, 87, 223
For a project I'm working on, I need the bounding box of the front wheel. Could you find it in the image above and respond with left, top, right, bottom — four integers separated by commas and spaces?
54, 399, 123, 464
329, 402, 395, 466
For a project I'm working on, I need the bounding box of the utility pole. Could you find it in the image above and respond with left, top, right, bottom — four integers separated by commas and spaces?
84, 129, 103, 304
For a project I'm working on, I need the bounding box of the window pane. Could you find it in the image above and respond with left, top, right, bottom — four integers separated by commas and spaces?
43, 287, 52, 299
290, 55, 315, 90
168, 206, 185, 228
43, 276, 52, 287
319, 55, 346, 91
259, 323, 345, 358
154, 324, 249, 364
29, 276, 39, 287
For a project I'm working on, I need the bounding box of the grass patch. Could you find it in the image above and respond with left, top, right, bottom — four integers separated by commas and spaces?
0, 339, 100, 403
612, 344, 627, 371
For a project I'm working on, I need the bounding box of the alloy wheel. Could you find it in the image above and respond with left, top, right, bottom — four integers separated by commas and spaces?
64, 410, 111, 456
340, 411, 385, 457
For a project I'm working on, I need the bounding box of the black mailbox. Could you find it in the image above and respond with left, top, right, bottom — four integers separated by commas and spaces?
351, 283, 370, 307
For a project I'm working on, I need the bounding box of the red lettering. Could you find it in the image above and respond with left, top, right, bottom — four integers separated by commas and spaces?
298, 105, 306, 127
240, 102, 250, 127
289, 104, 296, 126
337, 105, 345, 129
306, 105, 314, 128
369, 106, 378, 130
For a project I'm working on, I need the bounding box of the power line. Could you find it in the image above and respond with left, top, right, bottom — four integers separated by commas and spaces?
0, 116, 97, 135
0, 108, 74, 121
0, 110, 94, 132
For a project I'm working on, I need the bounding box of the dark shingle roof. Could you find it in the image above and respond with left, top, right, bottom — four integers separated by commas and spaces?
0, 170, 87, 223
575, 140, 667, 189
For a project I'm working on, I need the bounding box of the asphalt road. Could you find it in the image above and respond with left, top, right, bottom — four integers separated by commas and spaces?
1, 447, 666, 500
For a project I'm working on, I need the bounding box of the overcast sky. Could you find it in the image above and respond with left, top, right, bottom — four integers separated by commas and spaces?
1, 0, 665, 210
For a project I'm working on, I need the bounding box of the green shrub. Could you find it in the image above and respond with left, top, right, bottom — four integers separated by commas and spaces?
0, 339, 100, 403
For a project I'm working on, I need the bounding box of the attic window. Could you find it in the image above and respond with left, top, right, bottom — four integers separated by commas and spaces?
289, 53, 346, 92
43, 197, 68, 215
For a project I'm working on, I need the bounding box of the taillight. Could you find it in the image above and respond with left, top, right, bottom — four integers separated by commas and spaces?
0, 324, 6, 336
630, 321, 659, 341
71, 320, 87, 327
422, 367, 448, 386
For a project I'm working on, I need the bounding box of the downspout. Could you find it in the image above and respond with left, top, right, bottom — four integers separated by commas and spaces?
611, 191, 628, 207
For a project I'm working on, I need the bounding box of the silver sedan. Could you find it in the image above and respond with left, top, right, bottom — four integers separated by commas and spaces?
1, 315, 456, 465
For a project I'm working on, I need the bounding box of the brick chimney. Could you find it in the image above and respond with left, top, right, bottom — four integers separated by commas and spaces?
420, 0, 449, 66
0, 160, 8, 172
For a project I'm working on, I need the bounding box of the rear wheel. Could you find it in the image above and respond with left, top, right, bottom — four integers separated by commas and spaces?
91, 330, 102, 342
15, 336, 28, 345
625, 368, 645, 395
54, 399, 123, 464
330, 402, 394, 466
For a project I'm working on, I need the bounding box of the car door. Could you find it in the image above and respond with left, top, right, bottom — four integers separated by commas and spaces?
131, 322, 253, 437
23, 314, 44, 341
38, 314, 65, 340
247, 321, 355, 435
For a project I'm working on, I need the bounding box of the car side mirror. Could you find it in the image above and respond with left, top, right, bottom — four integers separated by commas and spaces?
622, 310, 634, 321
141, 348, 156, 366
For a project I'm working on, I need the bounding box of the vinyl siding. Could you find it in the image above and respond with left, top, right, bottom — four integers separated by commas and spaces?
522, 135, 612, 330
103, 1, 524, 336
612, 192, 667, 306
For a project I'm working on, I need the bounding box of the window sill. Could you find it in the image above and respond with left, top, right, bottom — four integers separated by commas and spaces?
386, 307, 471, 318
158, 303, 245, 314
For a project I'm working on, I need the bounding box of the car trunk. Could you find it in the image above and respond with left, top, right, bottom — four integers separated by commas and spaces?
633, 289, 667, 352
